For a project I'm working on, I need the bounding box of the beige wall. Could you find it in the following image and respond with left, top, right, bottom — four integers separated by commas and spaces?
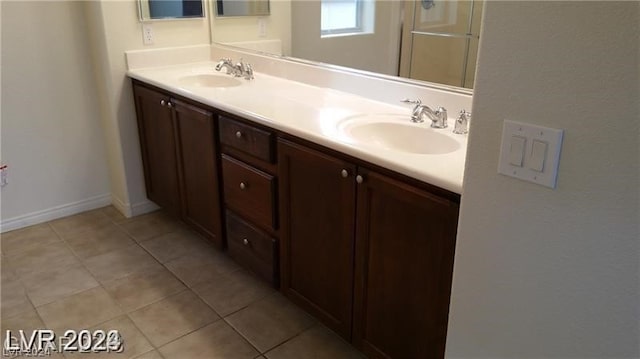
291, 0, 401, 76
211, 0, 291, 56
84, 0, 211, 216
1, 1, 111, 229
447, 1, 639, 357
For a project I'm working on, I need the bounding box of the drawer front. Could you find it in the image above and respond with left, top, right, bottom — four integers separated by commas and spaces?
226, 211, 278, 285
219, 116, 274, 163
222, 154, 277, 230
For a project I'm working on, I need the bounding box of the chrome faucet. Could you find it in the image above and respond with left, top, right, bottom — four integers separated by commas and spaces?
236, 60, 254, 80
215, 57, 254, 80
215, 58, 237, 75
453, 110, 471, 134
401, 99, 448, 128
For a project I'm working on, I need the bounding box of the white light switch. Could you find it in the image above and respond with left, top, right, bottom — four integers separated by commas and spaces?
258, 18, 267, 37
498, 120, 564, 188
509, 136, 526, 167
142, 23, 154, 45
530, 140, 547, 172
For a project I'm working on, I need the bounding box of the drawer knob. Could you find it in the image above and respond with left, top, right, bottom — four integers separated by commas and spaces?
341, 169, 349, 178
235, 131, 242, 138
356, 175, 364, 184
167, 102, 173, 108
239, 182, 246, 190
160, 100, 166, 106
243, 238, 249, 246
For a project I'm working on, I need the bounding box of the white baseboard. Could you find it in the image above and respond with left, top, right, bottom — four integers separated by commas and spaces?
111, 195, 159, 218
131, 200, 160, 216
110, 195, 133, 218
0, 193, 112, 233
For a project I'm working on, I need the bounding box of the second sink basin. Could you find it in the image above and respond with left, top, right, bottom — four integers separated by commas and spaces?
338, 114, 460, 155
178, 74, 242, 88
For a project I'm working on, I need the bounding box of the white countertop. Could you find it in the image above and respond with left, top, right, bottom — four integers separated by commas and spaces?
127, 62, 467, 194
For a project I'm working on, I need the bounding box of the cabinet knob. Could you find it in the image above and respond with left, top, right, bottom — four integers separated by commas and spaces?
167, 102, 173, 108
341, 169, 349, 178
160, 100, 166, 106
239, 182, 246, 190
235, 131, 242, 138
356, 175, 364, 184
243, 238, 249, 246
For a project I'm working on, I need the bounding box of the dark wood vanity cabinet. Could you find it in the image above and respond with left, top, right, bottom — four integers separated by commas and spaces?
278, 139, 357, 340
133, 82, 223, 247
278, 138, 459, 359
132, 84, 181, 216
352, 168, 459, 359
133, 81, 459, 358
172, 99, 223, 246
218, 116, 280, 286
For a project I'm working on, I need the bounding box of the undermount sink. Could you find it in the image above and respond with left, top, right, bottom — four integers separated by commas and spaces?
338, 114, 460, 155
178, 74, 242, 88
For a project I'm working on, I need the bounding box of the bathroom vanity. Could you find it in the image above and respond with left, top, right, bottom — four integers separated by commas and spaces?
128, 47, 469, 359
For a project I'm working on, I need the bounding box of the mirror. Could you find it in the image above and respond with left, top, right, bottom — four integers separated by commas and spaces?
139, 0, 205, 21
215, 0, 270, 17
210, 0, 482, 89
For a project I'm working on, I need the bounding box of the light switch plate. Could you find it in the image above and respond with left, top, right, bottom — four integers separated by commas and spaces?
258, 18, 267, 37
142, 23, 154, 45
498, 120, 564, 188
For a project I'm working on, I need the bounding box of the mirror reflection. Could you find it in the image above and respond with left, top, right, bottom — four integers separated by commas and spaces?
211, 0, 482, 89
216, 0, 270, 17
139, 0, 205, 20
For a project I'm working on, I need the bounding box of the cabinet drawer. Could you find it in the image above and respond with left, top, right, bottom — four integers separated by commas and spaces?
222, 154, 277, 230
219, 116, 275, 163
226, 211, 278, 285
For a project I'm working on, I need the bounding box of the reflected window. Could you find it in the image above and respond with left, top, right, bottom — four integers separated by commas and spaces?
146, 0, 203, 19
321, 0, 366, 36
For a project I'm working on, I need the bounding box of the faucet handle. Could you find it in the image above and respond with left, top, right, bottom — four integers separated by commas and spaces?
453, 110, 470, 134
243, 63, 254, 80
400, 98, 421, 105
432, 106, 448, 128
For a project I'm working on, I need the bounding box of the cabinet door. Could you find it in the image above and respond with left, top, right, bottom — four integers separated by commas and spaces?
278, 139, 357, 339
173, 99, 223, 247
353, 169, 459, 359
132, 84, 181, 216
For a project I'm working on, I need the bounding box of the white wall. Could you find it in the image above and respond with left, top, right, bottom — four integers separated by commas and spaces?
291, 0, 401, 76
0, 1, 111, 230
83, 0, 211, 217
0, 0, 212, 229
447, 2, 639, 358
211, 0, 291, 56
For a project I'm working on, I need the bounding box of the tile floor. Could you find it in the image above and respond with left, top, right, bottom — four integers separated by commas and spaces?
1, 206, 364, 359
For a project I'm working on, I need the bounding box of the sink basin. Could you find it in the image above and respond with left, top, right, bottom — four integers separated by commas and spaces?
178, 74, 242, 88
338, 114, 460, 155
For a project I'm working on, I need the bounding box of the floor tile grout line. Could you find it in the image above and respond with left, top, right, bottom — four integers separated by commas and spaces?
120, 285, 224, 354
4, 207, 183, 358
151, 315, 227, 354
219, 291, 318, 356
123, 310, 164, 355
62, 227, 140, 261
47, 208, 113, 243
216, 315, 265, 357
104, 273, 188, 314
4, 207, 315, 359
111, 210, 190, 245
7, 220, 100, 325
163, 283, 278, 356
212, 286, 276, 319
260, 323, 314, 357
108, 230, 300, 358
33, 208, 154, 354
